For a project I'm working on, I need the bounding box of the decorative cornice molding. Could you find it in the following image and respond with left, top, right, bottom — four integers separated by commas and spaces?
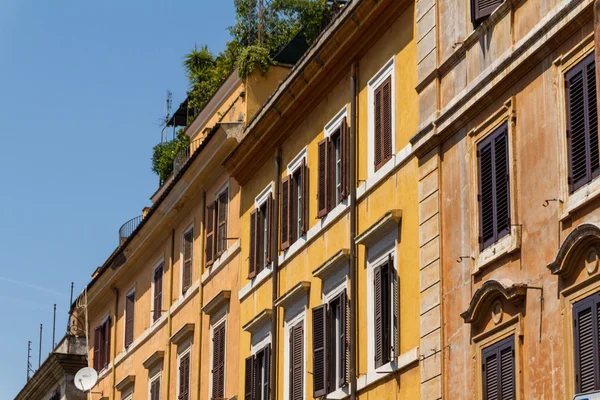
274, 281, 310, 308
142, 350, 165, 370
170, 323, 195, 346
115, 375, 135, 392
242, 309, 273, 334
355, 210, 402, 247
202, 290, 232, 316
547, 223, 600, 276
461, 279, 527, 324
312, 249, 350, 280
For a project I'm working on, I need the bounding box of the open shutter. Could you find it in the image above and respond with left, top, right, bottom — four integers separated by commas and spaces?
103, 318, 111, 369
494, 127, 510, 240
478, 138, 495, 250
312, 304, 328, 397
153, 265, 163, 322
389, 255, 399, 360
93, 326, 101, 371
249, 210, 257, 279
472, 0, 503, 23
339, 290, 348, 387
182, 230, 193, 293
264, 345, 271, 400
374, 265, 384, 368
125, 293, 135, 348
382, 77, 393, 165
266, 195, 273, 264
317, 138, 330, 218
206, 203, 216, 266
180, 353, 190, 400
281, 176, 291, 251
291, 322, 304, 400
217, 191, 228, 256
340, 117, 349, 198
300, 159, 308, 235
245, 356, 255, 400
212, 324, 226, 399
574, 294, 600, 393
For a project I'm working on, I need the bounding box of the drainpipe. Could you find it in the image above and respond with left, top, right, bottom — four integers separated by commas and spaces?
196, 191, 206, 400
111, 286, 119, 400
165, 229, 175, 400
349, 61, 358, 400
271, 148, 282, 400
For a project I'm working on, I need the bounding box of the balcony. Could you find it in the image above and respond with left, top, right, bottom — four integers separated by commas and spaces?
118, 215, 143, 245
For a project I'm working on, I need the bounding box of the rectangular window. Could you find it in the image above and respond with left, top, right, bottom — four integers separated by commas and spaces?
178, 352, 190, 400
149, 375, 161, 400
249, 195, 272, 278
373, 254, 398, 368
481, 335, 515, 400
573, 292, 600, 393
477, 123, 511, 251
281, 160, 307, 250
153, 263, 163, 323
312, 290, 348, 397
245, 345, 271, 400
289, 321, 304, 400
216, 189, 229, 256
182, 228, 193, 293
212, 322, 226, 399
93, 318, 110, 371
471, 0, 503, 24
374, 76, 392, 171
206, 201, 216, 266
566, 52, 599, 193
206, 188, 229, 267
317, 118, 348, 218
124, 292, 135, 348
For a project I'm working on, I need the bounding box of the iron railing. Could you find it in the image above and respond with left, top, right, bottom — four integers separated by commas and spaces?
173, 138, 203, 176
118, 215, 143, 245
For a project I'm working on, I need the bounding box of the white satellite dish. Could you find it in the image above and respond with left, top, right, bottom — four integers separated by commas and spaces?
74, 367, 98, 392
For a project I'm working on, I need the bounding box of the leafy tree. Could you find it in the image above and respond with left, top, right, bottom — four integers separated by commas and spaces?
151, 130, 190, 182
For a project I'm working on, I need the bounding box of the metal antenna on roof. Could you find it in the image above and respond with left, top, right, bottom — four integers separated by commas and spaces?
52, 304, 56, 351
38, 324, 42, 368
162, 91, 173, 145
26, 341, 32, 381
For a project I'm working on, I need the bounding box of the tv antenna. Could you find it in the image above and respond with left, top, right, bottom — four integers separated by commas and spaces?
162, 90, 173, 144
26, 341, 34, 381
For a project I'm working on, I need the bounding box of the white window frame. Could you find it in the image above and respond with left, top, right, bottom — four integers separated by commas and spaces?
367, 57, 396, 178
123, 285, 136, 350
325, 107, 349, 209
180, 222, 195, 296
176, 344, 192, 400
121, 388, 133, 400
286, 147, 308, 243
214, 182, 230, 258
283, 299, 307, 400
254, 182, 274, 272
148, 365, 162, 400
250, 328, 272, 400
150, 256, 165, 325
365, 228, 398, 375
209, 312, 228, 399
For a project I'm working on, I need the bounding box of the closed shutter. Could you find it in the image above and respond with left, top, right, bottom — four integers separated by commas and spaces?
567, 53, 599, 193
374, 257, 391, 368
266, 195, 273, 264
340, 117, 349, 198
374, 84, 383, 170
212, 324, 226, 399
472, 0, 503, 23
217, 190, 228, 256
339, 290, 348, 387
150, 379, 160, 400
300, 159, 308, 235
317, 138, 330, 218
494, 130, 510, 240
374, 77, 393, 171
182, 230, 193, 293
312, 304, 328, 397
263, 345, 271, 400
154, 265, 163, 322
281, 176, 291, 251
249, 210, 257, 278
206, 202, 216, 266
374, 265, 384, 368
574, 293, 600, 393
179, 353, 190, 400
125, 293, 135, 348
103, 318, 111, 368
482, 335, 515, 400
93, 326, 101, 371
290, 321, 304, 400
245, 356, 255, 400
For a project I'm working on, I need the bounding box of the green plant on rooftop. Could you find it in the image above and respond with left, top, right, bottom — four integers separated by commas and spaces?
236, 45, 273, 80
152, 129, 190, 182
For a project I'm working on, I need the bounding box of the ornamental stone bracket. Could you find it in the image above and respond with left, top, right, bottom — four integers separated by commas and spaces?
460, 279, 528, 325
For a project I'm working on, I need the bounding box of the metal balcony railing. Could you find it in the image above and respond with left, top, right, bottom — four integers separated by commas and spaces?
118, 215, 143, 245
173, 138, 203, 176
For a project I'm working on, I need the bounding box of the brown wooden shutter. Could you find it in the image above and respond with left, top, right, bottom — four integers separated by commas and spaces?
281, 176, 291, 251
374, 265, 384, 368
339, 290, 348, 387
472, 0, 503, 24
340, 117, 349, 198
266, 195, 273, 264
494, 128, 510, 240
263, 345, 271, 399
151, 379, 160, 400
374, 85, 383, 170
179, 352, 190, 400
93, 326, 101, 371
312, 304, 328, 397
389, 255, 399, 360
482, 336, 515, 400
317, 138, 330, 218
249, 210, 257, 279
245, 356, 255, 400
212, 324, 226, 399
206, 203, 216, 266
290, 321, 304, 400
300, 159, 308, 235
153, 265, 163, 322
478, 137, 495, 250
103, 318, 111, 368
381, 77, 393, 165
217, 191, 228, 256
573, 293, 600, 393
182, 230, 193, 293
125, 292, 135, 348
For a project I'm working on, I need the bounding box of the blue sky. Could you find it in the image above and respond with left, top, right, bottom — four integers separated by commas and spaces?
0, 1, 234, 397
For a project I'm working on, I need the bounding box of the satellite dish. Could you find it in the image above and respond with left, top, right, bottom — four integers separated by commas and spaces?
74, 367, 98, 392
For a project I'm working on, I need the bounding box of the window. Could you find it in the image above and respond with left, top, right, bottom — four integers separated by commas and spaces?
245, 345, 271, 400
93, 317, 110, 371
374, 77, 392, 171
289, 321, 304, 400
212, 322, 226, 399
182, 228, 194, 293
249, 195, 273, 278
206, 188, 229, 266
477, 123, 510, 251
566, 52, 599, 193
149, 372, 161, 400
317, 118, 348, 218
471, 0, 503, 24
178, 351, 191, 400
124, 291, 135, 348
153, 263, 164, 323
312, 290, 348, 397
49, 389, 60, 400
373, 255, 398, 368
281, 157, 308, 250
573, 292, 600, 393
481, 336, 515, 400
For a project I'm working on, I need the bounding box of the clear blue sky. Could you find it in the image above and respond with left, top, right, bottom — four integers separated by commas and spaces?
0, 1, 234, 397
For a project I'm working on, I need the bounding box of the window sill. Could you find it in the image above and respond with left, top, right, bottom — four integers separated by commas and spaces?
357, 143, 412, 201
324, 385, 350, 399
473, 226, 521, 275
97, 364, 112, 380
560, 177, 600, 221
358, 347, 419, 391
201, 239, 241, 284
238, 263, 273, 300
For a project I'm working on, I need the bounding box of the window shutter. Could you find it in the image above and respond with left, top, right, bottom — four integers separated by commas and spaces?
312, 304, 328, 397
478, 139, 495, 250
182, 230, 193, 293
291, 322, 304, 400
374, 85, 383, 170
382, 77, 393, 164
266, 195, 273, 264
483, 350, 498, 400
482, 336, 515, 400
153, 265, 163, 322
249, 210, 257, 278
339, 290, 348, 387
574, 294, 600, 393
212, 324, 226, 399
180, 353, 190, 400
206, 203, 216, 266
494, 129, 510, 240
317, 138, 330, 218
93, 326, 101, 371
281, 176, 291, 251
103, 318, 111, 368
217, 191, 228, 256
264, 345, 271, 400
341, 117, 349, 198
300, 159, 308, 235
151, 379, 160, 400
499, 345, 515, 400
390, 256, 399, 360
472, 0, 503, 23
245, 356, 255, 400
374, 265, 384, 368
125, 293, 135, 348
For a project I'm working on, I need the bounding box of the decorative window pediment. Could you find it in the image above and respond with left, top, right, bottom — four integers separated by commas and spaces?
547, 223, 600, 277
461, 279, 527, 326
